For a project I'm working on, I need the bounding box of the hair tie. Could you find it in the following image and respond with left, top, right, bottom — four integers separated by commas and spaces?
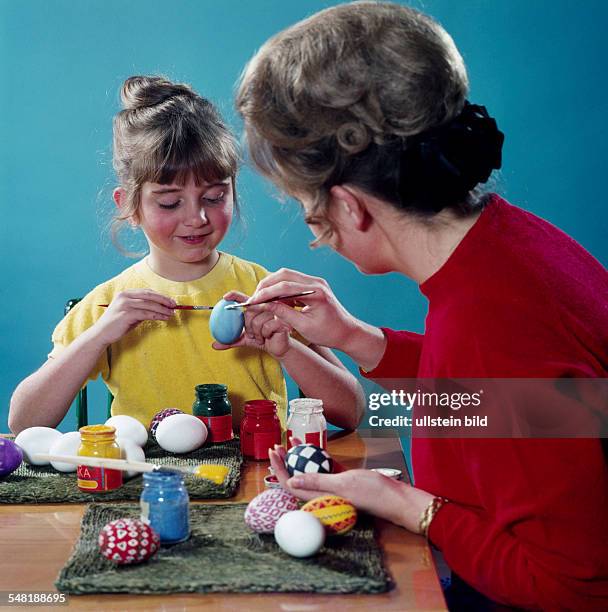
399, 101, 504, 212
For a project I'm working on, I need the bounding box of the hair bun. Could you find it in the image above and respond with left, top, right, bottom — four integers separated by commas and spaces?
120, 75, 195, 111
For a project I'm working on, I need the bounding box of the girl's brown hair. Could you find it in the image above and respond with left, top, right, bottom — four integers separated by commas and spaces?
112, 75, 239, 249
236, 2, 476, 243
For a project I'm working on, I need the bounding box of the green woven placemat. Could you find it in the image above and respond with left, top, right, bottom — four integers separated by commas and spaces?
56, 502, 392, 595
0, 439, 242, 503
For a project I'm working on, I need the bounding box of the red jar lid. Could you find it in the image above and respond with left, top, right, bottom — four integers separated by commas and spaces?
244, 400, 277, 416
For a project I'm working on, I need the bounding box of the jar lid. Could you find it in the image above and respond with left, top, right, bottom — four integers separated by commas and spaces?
143, 469, 184, 483
79, 425, 116, 437
244, 399, 277, 416
289, 398, 323, 414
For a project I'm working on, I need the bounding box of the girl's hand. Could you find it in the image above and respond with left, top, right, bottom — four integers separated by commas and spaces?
249, 268, 359, 352
93, 289, 176, 346
269, 444, 434, 533
212, 291, 293, 359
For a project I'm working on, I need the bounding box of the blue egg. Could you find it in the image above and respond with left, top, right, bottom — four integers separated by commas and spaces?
209, 299, 245, 344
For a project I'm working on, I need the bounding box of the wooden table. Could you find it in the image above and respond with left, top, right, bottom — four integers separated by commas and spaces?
0, 431, 446, 610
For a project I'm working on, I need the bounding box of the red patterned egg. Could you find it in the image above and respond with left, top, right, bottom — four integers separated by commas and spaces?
244, 488, 300, 533
98, 518, 160, 565
149, 408, 183, 440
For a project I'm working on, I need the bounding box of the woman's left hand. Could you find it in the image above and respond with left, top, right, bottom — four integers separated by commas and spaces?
269, 445, 434, 532
212, 291, 293, 359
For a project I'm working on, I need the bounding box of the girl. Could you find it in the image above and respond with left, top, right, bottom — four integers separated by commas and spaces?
9, 75, 364, 433
235, 3, 608, 610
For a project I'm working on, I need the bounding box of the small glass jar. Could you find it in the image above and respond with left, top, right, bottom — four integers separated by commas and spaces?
240, 400, 282, 460
77, 425, 123, 492
192, 383, 234, 443
286, 398, 327, 449
140, 470, 190, 544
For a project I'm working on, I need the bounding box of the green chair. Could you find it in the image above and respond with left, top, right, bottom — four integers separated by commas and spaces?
64, 299, 113, 429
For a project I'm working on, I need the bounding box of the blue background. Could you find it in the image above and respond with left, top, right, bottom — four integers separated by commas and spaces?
1, 0, 607, 433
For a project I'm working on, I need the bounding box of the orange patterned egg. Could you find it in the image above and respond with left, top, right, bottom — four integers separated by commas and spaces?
301, 495, 357, 535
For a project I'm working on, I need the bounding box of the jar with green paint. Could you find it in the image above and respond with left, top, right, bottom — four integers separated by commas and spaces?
192, 384, 234, 443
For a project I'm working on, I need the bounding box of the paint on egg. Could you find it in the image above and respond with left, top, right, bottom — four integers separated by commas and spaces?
155, 413, 208, 454
244, 488, 300, 533
274, 510, 325, 558
0, 438, 23, 477
301, 495, 357, 535
14, 426, 62, 465
98, 518, 160, 565
285, 444, 333, 477
209, 299, 244, 345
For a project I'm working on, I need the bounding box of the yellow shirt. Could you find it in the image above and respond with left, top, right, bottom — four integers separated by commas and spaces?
50, 253, 287, 428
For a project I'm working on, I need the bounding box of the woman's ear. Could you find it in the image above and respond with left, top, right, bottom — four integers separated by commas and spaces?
329, 185, 373, 232
113, 187, 138, 227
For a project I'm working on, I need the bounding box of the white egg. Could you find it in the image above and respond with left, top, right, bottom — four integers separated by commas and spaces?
274, 510, 325, 558
116, 437, 146, 478
14, 426, 62, 465
105, 415, 148, 448
49, 431, 82, 472
155, 414, 207, 454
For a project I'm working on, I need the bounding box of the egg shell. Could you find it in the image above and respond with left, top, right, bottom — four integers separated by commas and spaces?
14, 426, 62, 465
49, 431, 82, 472
301, 495, 357, 535
0, 438, 23, 477
155, 413, 208, 454
244, 488, 300, 533
285, 444, 334, 477
98, 518, 160, 565
116, 437, 146, 478
209, 299, 245, 345
105, 415, 148, 448
149, 408, 184, 440
274, 510, 325, 558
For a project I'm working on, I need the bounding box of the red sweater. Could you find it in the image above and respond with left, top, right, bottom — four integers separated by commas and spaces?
363, 196, 608, 610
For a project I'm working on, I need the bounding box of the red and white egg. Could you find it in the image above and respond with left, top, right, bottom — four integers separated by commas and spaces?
244, 488, 300, 533
98, 518, 160, 565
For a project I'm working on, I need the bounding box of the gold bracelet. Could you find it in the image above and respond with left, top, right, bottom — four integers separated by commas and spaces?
418, 496, 448, 538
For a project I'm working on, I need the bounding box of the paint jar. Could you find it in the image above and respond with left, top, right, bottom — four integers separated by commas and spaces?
77, 425, 123, 492
240, 400, 282, 460
192, 384, 234, 443
286, 398, 327, 449
140, 470, 190, 544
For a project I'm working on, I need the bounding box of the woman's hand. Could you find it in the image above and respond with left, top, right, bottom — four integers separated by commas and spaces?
212, 291, 293, 359
269, 444, 434, 533
251, 269, 387, 371
93, 289, 176, 346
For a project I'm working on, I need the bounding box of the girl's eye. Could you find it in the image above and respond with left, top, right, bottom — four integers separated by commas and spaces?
204, 192, 225, 204
159, 201, 180, 210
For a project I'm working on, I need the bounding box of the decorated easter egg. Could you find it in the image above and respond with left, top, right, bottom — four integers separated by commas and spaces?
14, 426, 62, 465
285, 444, 333, 477
116, 437, 146, 478
98, 518, 160, 565
301, 495, 357, 535
105, 415, 148, 448
155, 413, 207, 454
149, 408, 183, 440
244, 488, 300, 533
49, 431, 82, 472
274, 510, 325, 557
209, 299, 244, 344
0, 438, 23, 477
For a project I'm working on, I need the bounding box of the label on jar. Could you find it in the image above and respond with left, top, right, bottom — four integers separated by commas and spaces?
287, 429, 327, 449
196, 414, 233, 443
77, 465, 123, 492
241, 431, 280, 460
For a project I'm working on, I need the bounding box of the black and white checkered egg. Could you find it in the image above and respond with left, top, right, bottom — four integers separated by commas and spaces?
285, 444, 333, 476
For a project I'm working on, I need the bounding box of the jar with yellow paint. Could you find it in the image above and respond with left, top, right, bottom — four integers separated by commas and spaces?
77, 425, 123, 492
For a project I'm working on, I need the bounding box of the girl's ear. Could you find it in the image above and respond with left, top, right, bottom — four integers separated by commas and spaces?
113, 188, 139, 227
329, 185, 372, 232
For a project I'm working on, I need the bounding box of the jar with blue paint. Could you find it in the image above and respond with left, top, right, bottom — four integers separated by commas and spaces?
140, 470, 190, 544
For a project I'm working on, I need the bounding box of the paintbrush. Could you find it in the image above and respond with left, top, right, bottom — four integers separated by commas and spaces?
32, 453, 229, 483
223, 290, 316, 310
97, 304, 214, 310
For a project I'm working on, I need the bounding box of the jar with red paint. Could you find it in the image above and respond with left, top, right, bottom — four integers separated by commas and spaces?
240, 400, 282, 461
192, 384, 234, 443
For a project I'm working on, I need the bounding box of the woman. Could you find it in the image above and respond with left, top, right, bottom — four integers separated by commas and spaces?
234, 2, 608, 610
